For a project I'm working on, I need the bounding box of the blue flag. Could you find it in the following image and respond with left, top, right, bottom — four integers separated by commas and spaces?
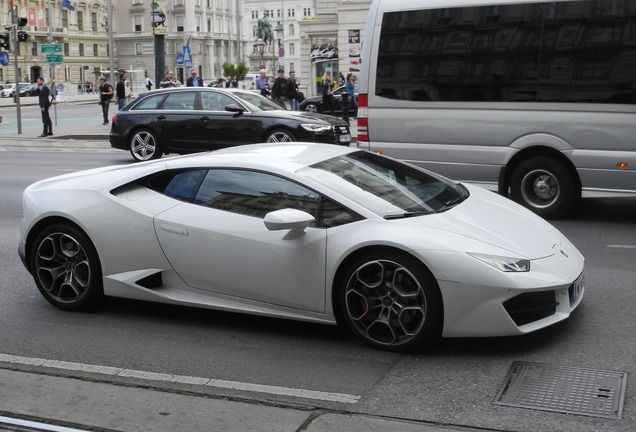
62, 0, 74, 11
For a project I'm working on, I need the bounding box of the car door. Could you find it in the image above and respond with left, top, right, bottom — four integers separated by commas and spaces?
154, 169, 327, 313
197, 91, 257, 149
154, 91, 201, 151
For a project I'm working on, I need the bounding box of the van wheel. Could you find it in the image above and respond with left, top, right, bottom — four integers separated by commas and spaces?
509, 157, 578, 219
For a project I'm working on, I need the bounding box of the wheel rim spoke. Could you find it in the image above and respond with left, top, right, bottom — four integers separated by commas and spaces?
345, 259, 427, 347
132, 133, 155, 159
35, 233, 91, 304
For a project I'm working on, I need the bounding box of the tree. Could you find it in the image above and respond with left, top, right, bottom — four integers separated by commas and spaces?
222, 62, 250, 81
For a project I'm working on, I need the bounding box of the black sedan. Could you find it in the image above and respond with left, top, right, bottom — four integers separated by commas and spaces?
110, 87, 351, 161
299, 86, 357, 116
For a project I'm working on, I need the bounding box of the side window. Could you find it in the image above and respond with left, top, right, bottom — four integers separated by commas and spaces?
131, 94, 165, 110
194, 169, 320, 219
201, 92, 236, 111
162, 91, 196, 110
146, 169, 207, 202
318, 197, 363, 228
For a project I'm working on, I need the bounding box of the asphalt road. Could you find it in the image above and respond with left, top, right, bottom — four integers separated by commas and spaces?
0, 147, 635, 432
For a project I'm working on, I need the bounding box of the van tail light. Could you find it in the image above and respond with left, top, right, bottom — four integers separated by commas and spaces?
357, 93, 369, 146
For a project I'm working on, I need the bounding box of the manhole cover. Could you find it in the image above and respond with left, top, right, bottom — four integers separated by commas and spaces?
494, 361, 627, 419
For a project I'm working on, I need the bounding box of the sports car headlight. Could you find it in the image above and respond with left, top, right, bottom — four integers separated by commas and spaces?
300, 124, 332, 133
468, 253, 530, 272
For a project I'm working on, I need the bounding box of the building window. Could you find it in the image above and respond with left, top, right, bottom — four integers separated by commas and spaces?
175, 0, 185, 5
31, 42, 37, 56
289, 43, 295, 56
132, 0, 143, 4
92, 13, 97, 31
135, 43, 142, 55
134, 15, 142, 32
63, 43, 69, 56
93, 44, 98, 56
196, 17, 201, 32
276, 9, 281, 18
79, 43, 84, 56
269, 10, 274, 18
288, 8, 295, 18
289, 62, 295, 72
176, 15, 184, 32
77, 11, 84, 31
251, 10, 258, 19
62, 10, 68, 28
303, 8, 311, 17
288, 24, 294, 36
207, 19, 211, 32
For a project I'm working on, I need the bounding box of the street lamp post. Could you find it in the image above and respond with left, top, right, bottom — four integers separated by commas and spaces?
257, 38, 265, 71
274, 21, 284, 71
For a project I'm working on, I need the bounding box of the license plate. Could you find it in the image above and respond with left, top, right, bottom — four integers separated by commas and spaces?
569, 273, 584, 303
339, 134, 351, 143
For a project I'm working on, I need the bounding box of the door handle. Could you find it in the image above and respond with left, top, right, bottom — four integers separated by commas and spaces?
200, 116, 210, 121
160, 223, 189, 236
156, 115, 167, 120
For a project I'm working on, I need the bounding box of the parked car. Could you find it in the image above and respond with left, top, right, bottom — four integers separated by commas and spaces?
20, 83, 39, 97
1, 82, 32, 98
18, 143, 584, 351
110, 87, 351, 161
300, 85, 357, 116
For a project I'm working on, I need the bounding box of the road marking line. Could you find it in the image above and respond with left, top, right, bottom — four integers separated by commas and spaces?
0, 353, 360, 404
607, 244, 636, 249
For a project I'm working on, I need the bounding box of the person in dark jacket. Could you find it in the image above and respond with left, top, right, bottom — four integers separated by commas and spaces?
186, 69, 204, 87
37, 77, 52, 137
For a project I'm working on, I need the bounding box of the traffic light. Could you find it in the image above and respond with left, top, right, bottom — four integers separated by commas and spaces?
0, 33, 10, 51
17, 18, 28, 27
17, 31, 27, 42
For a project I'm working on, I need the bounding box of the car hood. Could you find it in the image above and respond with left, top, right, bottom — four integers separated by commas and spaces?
398, 185, 566, 259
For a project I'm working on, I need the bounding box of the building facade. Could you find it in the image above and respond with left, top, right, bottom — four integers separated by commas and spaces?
113, 0, 246, 90
0, 0, 109, 92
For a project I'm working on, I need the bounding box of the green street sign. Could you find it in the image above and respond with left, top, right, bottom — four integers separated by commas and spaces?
41, 44, 62, 53
46, 54, 64, 63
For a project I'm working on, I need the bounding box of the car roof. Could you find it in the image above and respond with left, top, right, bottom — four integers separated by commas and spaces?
162, 143, 357, 172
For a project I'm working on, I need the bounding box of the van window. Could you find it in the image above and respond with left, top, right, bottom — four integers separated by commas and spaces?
377, 1, 636, 104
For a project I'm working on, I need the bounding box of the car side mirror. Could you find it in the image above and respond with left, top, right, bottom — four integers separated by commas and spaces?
225, 104, 245, 116
264, 209, 314, 234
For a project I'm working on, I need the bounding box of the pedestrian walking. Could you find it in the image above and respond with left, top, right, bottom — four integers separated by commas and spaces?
346, 73, 358, 118
186, 69, 204, 87
37, 77, 53, 137
144, 76, 153, 91
321, 71, 335, 115
55, 81, 66, 105
116, 74, 127, 110
125, 79, 133, 103
271, 69, 288, 109
256, 70, 269, 97
98, 77, 114, 125
340, 92, 350, 125
159, 70, 179, 88
287, 71, 300, 111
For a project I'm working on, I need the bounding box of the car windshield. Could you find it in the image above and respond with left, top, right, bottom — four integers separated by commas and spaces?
232, 91, 285, 112
297, 151, 467, 217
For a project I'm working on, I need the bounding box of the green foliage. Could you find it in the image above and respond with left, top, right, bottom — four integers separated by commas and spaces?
222, 62, 250, 81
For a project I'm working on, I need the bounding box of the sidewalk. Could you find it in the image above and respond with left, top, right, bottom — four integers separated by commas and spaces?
0, 367, 482, 432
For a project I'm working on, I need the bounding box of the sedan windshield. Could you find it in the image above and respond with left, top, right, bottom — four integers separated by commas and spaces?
297, 151, 467, 217
232, 91, 285, 111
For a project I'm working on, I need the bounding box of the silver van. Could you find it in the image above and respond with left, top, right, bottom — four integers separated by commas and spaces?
357, 0, 636, 218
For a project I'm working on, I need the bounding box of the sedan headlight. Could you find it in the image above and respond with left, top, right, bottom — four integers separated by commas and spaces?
300, 124, 332, 133
468, 253, 530, 272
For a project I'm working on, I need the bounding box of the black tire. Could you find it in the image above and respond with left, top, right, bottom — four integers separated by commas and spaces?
265, 129, 297, 143
129, 128, 162, 162
509, 157, 578, 219
304, 103, 319, 113
339, 251, 442, 351
30, 224, 103, 311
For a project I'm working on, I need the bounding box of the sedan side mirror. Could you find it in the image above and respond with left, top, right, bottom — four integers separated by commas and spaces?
225, 104, 245, 116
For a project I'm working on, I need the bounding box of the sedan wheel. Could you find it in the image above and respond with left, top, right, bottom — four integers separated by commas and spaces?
266, 129, 297, 143
129, 129, 162, 162
340, 252, 441, 351
304, 103, 319, 113
31, 224, 103, 311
